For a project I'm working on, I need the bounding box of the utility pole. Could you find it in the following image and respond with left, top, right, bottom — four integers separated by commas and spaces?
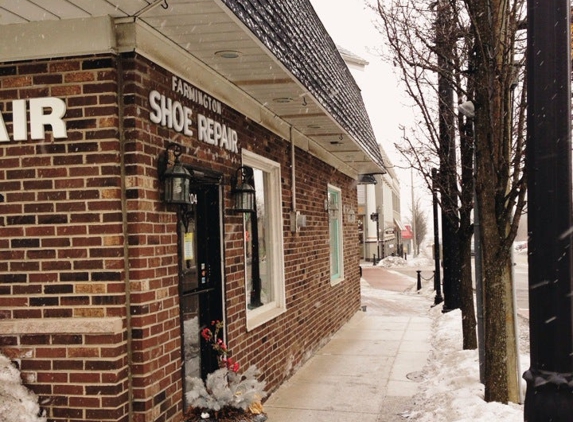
401, 124, 417, 257
523, 1, 573, 419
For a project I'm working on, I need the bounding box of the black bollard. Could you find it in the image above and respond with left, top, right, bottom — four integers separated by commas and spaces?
416, 270, 422, 290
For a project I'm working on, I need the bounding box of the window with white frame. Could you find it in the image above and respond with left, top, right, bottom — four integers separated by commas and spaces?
242, 150, 286, 330
328, 184, 344, 284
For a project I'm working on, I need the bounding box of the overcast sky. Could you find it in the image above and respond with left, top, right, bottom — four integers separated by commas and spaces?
310, 0, 429, 218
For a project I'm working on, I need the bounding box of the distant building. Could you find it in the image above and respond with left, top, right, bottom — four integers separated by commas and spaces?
402, 224, 414, 255
339, 47, 405, 261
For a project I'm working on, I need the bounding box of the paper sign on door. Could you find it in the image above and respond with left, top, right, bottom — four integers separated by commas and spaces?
184, 232, 195, 261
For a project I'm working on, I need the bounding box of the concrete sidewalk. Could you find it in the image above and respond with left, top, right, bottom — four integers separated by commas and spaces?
264, 265, 433, 421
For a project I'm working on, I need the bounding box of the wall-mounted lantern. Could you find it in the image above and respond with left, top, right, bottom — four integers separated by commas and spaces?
325, 194, 339, 219
157, 142, 193, 205
343, 205, 356, 223
231, 166, 255, 213
328, 199, 339, 219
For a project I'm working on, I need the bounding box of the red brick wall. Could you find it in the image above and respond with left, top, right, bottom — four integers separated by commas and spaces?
0, 52, 361, 421
0, 56, 131, 421
121, 54, 183, 422
229, 148, 361, 392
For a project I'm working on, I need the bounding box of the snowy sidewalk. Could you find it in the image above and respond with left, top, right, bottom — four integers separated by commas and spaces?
264, 269, 433, 421
265, 259, 527, 421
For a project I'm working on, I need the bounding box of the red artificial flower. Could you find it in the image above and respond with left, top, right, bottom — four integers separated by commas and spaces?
201, 327, 212, 341
225, 357, 240, 373
201, 320, 241, 374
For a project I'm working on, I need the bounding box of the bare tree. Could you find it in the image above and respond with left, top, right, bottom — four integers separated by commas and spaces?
376, 0, 478, 351
411, 196, 428, 255
375, 0, 527, 403
466, 0, 527, 404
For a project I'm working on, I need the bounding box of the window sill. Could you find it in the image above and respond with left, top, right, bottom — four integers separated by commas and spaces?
246, 304, 286, 331
330, 276, 345, 286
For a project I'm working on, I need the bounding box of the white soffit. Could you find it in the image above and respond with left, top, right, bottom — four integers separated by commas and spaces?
0, 16, 117, 61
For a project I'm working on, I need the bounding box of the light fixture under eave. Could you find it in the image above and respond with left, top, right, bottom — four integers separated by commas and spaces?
358, 174, 377, 185
215, 50, 242, 59
231, 166, 256, 213
157, 142, 193, 205
273, 97, 293, 103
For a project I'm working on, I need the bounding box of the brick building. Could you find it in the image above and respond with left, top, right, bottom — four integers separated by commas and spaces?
0, 1, 386, 421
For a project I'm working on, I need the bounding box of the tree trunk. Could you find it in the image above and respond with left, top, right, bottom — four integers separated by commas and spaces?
480, 225, 509, 402
470, 0, 521, 403
436, 0, 461, 313
474, 70, 512, 402
459, 235, 477, 350
479, 248, 520, 403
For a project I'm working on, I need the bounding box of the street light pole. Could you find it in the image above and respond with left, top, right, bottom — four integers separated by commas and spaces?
410, 167, 417, 257
523, 1, 573, 419
370, 211, 380, 264
432, 168, 443, 305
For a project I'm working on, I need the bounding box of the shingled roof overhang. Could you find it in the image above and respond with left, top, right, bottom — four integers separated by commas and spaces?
0, 0, 386, 177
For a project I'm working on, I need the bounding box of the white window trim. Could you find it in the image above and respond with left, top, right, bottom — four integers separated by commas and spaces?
242, 150, 286, 331
328, 184, 344, 286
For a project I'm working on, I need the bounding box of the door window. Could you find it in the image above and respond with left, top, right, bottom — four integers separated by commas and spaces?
181, 295, 201, 380
181, 214, 198, 293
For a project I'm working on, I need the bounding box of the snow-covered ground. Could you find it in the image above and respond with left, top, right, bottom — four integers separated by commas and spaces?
407, 305, 526, 421
375, 253, 527, 422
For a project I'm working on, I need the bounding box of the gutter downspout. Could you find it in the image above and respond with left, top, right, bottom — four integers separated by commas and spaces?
290, 126, 298, 233
117, 55, 134, 421
291, 126, 296, 211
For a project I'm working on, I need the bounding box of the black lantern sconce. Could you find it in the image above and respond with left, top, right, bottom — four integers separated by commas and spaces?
157, 142, 193, 205
230, 166, 256, 213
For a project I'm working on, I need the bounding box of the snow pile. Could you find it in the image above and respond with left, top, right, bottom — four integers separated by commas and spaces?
409, 307, 523, 421
514, 241, 527, 254
378, 256, 409, 267
378, 254, 434, 269
0, 353, 46, 422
